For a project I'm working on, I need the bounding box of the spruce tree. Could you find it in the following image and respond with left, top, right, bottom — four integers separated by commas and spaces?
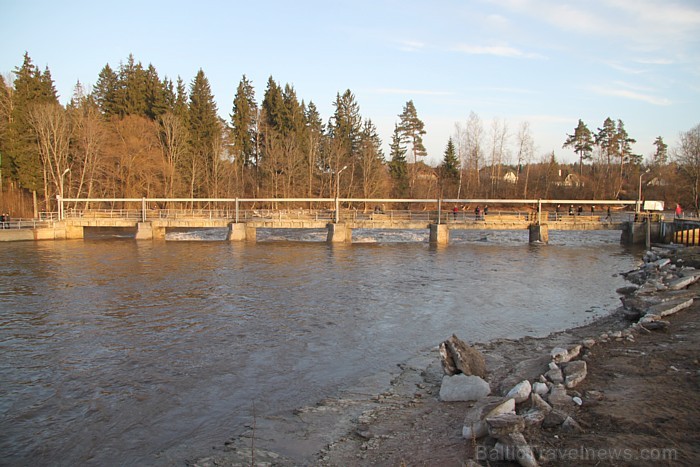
230, 75, 257, 167
8, 53, 59, 194
187, 69, 220, 197
93, 64, 120, 117
388, 123, 408, 197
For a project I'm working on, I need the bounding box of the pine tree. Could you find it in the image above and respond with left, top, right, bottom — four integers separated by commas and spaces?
93, 64, 120, 117
595, 117, 617, 166
8, 53, 59, 194
653, 136, 668, 165
187, 69, 220, 198
328, 89, 362, 160
397, 100, 427, 194
438, 137, 459, 198
388, 123, 408, 197
397, 100, 427, 164
230, 75, 257, 167
563, 119, 593, 176
440, 137, 459, 178
358, 118, 385, 201
303, 101, 324, 197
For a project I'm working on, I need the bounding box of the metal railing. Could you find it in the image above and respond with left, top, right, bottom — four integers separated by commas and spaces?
55, 197, 641, 223
0, 218, 56, 229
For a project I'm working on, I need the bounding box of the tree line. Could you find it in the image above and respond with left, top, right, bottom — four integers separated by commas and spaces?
1, 52, 699, 216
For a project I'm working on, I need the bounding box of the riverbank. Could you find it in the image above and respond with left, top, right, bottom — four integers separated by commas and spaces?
190, 247, 700, 467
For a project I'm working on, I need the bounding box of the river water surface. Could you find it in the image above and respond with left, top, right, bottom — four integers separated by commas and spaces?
0, 229, 639, 465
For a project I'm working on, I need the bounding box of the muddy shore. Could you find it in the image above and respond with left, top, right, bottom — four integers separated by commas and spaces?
191, 247, 700, 467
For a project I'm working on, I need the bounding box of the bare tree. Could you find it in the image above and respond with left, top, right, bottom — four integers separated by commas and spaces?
463, 111, 484, 196
675, 123, 700, 214
516, 121, 535, 197
27, 103, 72, 210
158, 112, 188, 198
488, 118, 509, 197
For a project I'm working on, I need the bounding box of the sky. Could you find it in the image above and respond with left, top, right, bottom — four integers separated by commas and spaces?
2, 0, 699, 166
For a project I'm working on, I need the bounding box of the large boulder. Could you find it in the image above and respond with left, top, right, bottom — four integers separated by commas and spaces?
463, 397, 515, 439
563, 360, 587, 388
505, 380, 532, 404
439, 334, 487, 377
439, 374, 490, 402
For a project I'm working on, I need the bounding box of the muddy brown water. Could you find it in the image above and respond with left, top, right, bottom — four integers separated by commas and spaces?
0, 229, 639, 465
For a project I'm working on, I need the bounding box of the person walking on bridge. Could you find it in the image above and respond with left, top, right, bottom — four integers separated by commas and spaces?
676, 204, 683, 218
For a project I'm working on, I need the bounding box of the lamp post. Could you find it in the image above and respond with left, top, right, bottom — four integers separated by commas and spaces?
637, 168, 650, 213
335, 165, 348, 223
58, 168, 70, 220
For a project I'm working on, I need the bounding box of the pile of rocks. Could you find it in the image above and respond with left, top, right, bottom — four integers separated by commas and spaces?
437, 246, 698, 467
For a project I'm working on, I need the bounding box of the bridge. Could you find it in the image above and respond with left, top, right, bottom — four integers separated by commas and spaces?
0, 196, 648, 245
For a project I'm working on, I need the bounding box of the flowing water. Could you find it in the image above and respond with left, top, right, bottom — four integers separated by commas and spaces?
0, 229, 639, 465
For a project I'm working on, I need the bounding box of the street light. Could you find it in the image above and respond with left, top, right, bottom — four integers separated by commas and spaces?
638, 168, 650, 213
335, 165, 348, 223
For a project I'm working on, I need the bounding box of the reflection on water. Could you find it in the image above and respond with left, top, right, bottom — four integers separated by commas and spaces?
0, 230, 639, 465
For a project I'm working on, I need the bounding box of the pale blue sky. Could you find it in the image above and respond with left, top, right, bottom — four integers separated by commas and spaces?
2, 0, 699, 165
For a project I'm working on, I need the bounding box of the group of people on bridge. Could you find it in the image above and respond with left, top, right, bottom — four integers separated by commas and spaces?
452, 205, 489, 220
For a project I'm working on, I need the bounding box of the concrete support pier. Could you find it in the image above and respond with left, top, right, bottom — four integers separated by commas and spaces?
429, 223, 449, 245
226, 223, 247, 241
135, 222, 154, 240
327, 223, 351, 243
528, 223, 549, 244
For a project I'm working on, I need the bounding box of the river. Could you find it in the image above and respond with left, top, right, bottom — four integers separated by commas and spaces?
0, 229, 639, 465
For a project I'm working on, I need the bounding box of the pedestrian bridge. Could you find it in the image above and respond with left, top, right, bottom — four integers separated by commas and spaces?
37, 196, 648, 245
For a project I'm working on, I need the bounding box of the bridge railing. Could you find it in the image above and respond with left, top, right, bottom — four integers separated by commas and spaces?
0, 218, 56, 229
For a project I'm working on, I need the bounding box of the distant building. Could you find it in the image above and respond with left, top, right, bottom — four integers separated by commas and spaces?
503, 171, 518, 184
554, 173, 584, 188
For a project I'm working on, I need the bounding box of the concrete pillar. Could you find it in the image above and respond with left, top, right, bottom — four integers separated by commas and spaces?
152, 224, 166, 239
528, 223, 549, 244
135, 222, 153, 240
226, 223, 247, 241
64, 224, 84, 239
429, 223, 449, 245
327, 223, 351, 243
245, 224, 257, 242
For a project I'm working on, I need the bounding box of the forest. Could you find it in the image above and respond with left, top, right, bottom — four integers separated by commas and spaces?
1, 52, 699, 217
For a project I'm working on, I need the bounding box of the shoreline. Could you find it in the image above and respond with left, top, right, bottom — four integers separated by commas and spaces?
189, 252, 666, 466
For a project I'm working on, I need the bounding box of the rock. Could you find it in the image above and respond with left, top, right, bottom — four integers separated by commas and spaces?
647, 297, 694, 317
439, 334, 487, 377
572, 396, 583, 406
530, 392, 552, 413
532, 381, 548, 396
581, 338, 596, 349
505, 380, 532, 404
550, 347, 568, 362
563, 361, 587, 388
494, 432, 538, 467
522, 409, 546, 427
640, 313, 661, 324
439, 374, 490, 402
561, 416, 584, 433
438, 342, 457, 375
486, 413, 526, 438
545, 367, 564, 384
542, 408, 569, 428
642, 320, 670, 330
551, 345, 581, 363
616, 285, 639, 295
462, 397, 515, 439
548, 385, 573, 406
